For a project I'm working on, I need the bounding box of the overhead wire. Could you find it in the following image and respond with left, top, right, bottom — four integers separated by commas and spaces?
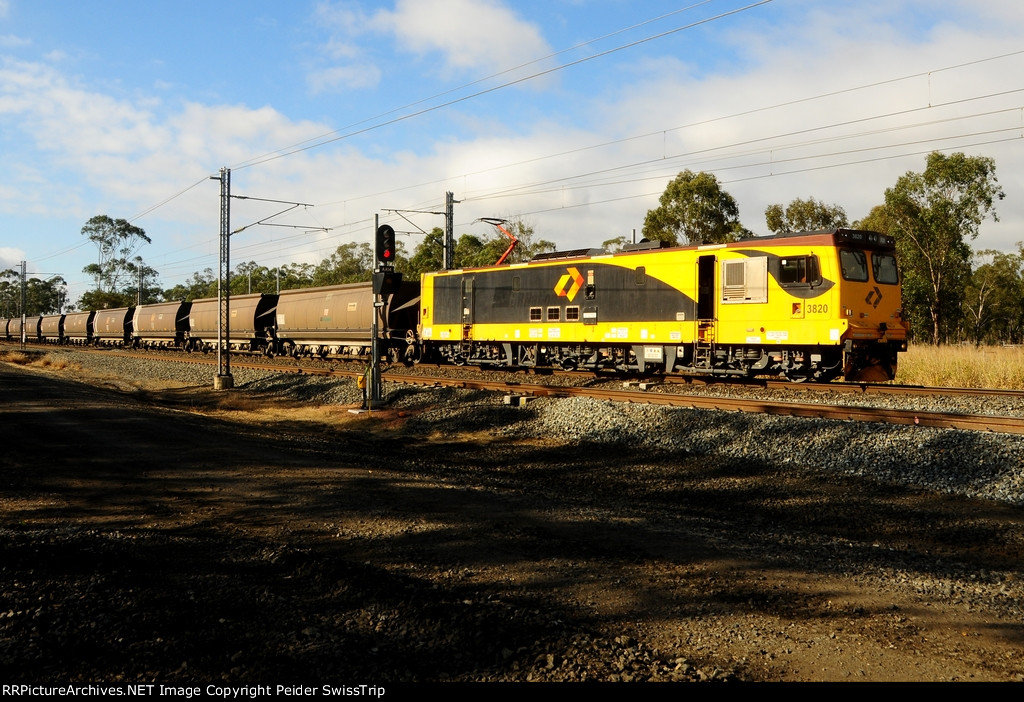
60, 0, 755, 280
230, 0, 720, 171
513, 134, 1024, 221
463, 96, 1024, 204
230, 1, 774, 171
312, 49, 1024, 221
31, 3, 1024, 291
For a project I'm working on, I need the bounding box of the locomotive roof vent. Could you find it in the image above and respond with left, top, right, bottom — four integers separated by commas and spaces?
531, 247, 606, 261
621, 238, 671, 252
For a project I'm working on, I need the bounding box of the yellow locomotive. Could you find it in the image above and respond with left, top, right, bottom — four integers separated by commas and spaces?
417, 228, 908, 382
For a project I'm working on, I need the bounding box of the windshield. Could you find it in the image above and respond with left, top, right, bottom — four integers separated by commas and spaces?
839, 249, 868, 282
872, 252, 899, 284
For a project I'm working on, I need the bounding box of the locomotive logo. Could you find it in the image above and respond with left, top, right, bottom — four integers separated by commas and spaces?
865, 286, 883, 309
554, 267, 585, 301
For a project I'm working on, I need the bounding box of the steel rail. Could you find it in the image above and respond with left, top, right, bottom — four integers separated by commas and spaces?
11, 345, 1024, 434
386, 377, 1024, 435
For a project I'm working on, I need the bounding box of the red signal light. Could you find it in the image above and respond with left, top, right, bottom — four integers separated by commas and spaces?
375, 224, 396, 263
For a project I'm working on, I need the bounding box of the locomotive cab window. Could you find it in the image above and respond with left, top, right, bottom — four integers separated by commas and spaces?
872, 253, 899, 284
779, 256, 821, 286
635, 266, 646, 286
839, 249, 869, 282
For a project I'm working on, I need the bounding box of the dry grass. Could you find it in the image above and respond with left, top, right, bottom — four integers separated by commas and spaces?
897, 344, 1024, 389
31, 354, 81, 372
203, 390, 366, 427
0, 349, 81, 372
0, 349, 32, 365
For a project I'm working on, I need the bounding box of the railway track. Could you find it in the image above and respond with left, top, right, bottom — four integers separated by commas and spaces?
30, 345, 1024, 436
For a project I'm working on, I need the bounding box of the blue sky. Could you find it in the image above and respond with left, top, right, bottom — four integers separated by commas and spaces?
2, 0, 1024, 306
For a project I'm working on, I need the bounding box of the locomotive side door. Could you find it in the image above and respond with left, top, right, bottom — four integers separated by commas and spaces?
461, 276, 474, 342
696, 255, 717, 357
697, 255, 716, 316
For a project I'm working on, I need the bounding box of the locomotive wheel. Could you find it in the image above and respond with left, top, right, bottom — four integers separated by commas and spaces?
814, 367, 843, 383
784, 368, 810, 383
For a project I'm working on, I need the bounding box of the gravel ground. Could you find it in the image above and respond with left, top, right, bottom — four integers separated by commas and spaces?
3, 345, 1024, 683
47, 346, 1024, 506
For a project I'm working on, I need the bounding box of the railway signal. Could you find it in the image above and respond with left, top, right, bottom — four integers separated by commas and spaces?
373, 270, 402, 296
375, 224, 396, 264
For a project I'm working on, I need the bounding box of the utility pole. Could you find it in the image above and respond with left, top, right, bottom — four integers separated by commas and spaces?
444, 191, 456, 270
213, 167, 233, 390
19, 260, 26, 348
369, 216, 387, 408
382, 191, 457, 270
208, 173, 317, 391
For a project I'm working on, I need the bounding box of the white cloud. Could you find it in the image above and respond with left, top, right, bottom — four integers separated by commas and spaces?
311, 0, 554, 93
0, 247, 25, 270
308, 63, 381, 93
0, 33, 28, 48
373, 0, 553, 77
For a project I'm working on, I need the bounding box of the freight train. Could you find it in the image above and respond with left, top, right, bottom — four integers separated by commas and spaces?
2, 228, 908, 382
2, 282, 421, 362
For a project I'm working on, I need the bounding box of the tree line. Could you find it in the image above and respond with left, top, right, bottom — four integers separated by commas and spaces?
9, 152, 1017, 345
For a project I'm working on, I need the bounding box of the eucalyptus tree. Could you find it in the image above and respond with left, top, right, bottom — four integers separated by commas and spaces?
884, 152, 1004, 344
642, 170, 746, 245
81, 215, 152, 294
765, 197, 848, 234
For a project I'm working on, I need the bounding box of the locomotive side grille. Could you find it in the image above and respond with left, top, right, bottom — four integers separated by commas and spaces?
723, 260, 746, 300
722, 258, 767, 303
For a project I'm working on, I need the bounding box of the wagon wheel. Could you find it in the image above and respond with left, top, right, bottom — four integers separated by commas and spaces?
403, 330, 421, 365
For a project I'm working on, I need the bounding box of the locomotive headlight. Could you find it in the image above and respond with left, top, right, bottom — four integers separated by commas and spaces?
845, 307, 853, 317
